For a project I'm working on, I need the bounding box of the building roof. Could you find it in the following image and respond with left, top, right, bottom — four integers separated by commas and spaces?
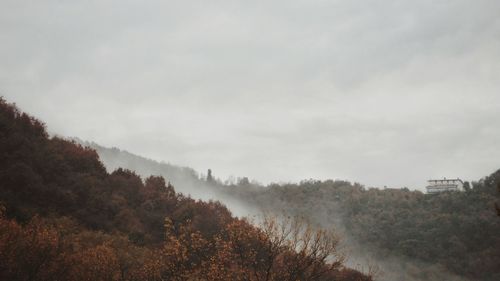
428, 178, 463, 183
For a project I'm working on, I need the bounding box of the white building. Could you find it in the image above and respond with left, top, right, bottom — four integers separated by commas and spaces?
426, 178, 464, 194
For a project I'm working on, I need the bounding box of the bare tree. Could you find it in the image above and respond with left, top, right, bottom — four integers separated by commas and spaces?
259, 215, 346, 281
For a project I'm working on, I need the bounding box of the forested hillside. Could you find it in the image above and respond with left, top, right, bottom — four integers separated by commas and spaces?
72, 139, 206, 197
88, 136, 500, 280
0, 98, 371, 281
224, 178, 500, 280
71, 140, 258, 217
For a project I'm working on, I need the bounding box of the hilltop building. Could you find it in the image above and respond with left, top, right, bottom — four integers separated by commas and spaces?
426, 178, 464, 194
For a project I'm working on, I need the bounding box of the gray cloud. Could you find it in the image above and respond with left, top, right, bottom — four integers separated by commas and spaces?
1, 0, 500, 189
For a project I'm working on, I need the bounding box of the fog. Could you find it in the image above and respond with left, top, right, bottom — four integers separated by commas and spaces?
2, 0, 500, 190
83, 140, 468, 281
75, 138, 260, 218
301, 200, 469, 281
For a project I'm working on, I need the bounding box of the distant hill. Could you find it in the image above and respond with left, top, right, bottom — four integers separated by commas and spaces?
223, 176, 500, 281
72, 139, 203, 192
81, 142, 500, 281
71, 139, 258, 218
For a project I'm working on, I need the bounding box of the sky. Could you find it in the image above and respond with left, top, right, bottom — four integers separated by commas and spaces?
1, 0, 500, 190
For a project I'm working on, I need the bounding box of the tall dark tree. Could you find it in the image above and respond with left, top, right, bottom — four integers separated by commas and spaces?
207, 168, 214, 183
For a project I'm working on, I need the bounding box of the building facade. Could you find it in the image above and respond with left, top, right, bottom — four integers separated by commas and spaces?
426, 178, 464, 194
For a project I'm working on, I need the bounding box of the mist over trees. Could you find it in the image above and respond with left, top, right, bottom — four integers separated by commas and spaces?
3, 96, 499, 280
0, 98, 372, 280
226, 179, 500, 281
87, 132, 500, 280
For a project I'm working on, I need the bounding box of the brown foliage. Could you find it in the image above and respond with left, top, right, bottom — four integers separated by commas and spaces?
0, 98, 371, 281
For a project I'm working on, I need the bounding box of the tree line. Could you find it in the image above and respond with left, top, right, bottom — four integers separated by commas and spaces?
0, 97, 371, 280
223, 176, 500, 280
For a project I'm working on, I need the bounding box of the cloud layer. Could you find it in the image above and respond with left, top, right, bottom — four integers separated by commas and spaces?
2, 0, 500, 189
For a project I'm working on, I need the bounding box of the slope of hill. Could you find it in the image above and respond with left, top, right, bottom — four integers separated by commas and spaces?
224, 178, 500, 281
71, 139, 258, 218
86, 139, 500, 280
0, 97, 371, 281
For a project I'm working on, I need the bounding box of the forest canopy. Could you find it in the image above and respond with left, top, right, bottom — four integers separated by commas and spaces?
0, 97, 371, 280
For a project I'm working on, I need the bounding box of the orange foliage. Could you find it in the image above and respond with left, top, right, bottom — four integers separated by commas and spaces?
0, 98, 372, 281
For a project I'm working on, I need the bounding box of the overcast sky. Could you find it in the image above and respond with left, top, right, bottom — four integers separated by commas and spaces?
1, 0, 500, 189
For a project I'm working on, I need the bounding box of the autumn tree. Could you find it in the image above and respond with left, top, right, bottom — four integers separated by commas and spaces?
0, 98, 372, 281
221, 214, 353, 281
263, 215, 345, 281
